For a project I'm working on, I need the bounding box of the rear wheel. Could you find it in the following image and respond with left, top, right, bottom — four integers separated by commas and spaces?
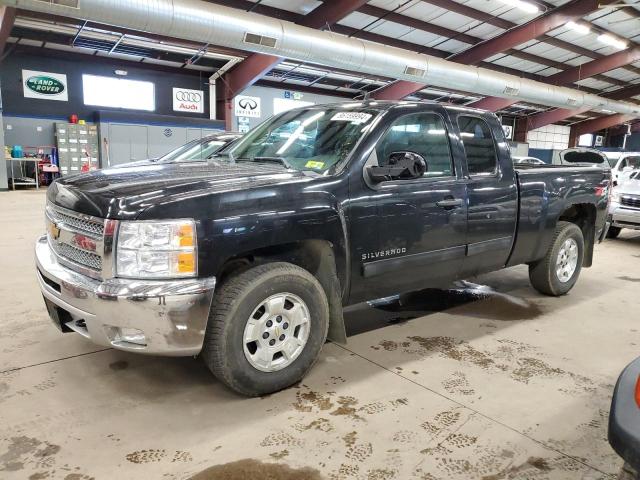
201, 262, 329, 396
607, 226, 622, 239
529, 221, 584, 296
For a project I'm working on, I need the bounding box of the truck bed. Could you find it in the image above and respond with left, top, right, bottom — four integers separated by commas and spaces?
507, 165, 610, 268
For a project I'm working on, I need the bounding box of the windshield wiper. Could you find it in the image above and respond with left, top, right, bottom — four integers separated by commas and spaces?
238, 156, 293, 169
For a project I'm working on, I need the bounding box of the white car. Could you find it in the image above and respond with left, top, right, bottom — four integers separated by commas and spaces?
608, 170, 640, 238
608, 153, 640, 185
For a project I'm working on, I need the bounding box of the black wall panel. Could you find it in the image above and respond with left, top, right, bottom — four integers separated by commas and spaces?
1, 46, 212, 120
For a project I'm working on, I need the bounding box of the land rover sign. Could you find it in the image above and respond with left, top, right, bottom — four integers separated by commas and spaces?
22, 70, 68, 101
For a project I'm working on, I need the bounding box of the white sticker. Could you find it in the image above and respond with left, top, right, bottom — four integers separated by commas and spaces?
331, 112, 372, 123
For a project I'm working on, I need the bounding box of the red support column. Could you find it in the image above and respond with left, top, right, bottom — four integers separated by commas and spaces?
216, 0, 369, 127
0, 6, 16, 56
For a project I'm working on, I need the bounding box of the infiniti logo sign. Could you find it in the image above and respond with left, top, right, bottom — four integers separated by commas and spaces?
234, 95, 262, 118
238, 98, 257, 110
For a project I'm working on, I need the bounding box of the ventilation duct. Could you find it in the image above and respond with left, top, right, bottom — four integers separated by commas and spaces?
4, 0, 639, 117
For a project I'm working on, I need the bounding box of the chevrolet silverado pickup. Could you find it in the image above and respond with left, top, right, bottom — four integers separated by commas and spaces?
36, 101, 611, 396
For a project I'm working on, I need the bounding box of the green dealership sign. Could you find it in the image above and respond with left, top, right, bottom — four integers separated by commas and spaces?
26, 75, 65, 95
22, 70, 68, 101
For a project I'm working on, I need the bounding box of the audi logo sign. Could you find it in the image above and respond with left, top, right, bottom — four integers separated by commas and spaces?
176, 91, 202, 102
234, 95, 261, 118
173, 87, 204, 113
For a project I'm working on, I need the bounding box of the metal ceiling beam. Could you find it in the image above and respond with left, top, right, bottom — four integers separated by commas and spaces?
373, 0, 614, 100
418, 0, 637, 70
570, 113, 634, 143
204, 0, 612, 98
356, 3, 627, 85
545, 47, 640, 86
303, 0, 369, 30
477, 51, 640, 128
0, 6, 16, 56
470, 47, 640, 111
514, 83, 640, 133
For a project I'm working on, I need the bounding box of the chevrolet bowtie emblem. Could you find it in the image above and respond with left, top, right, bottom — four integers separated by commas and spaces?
49, 222, 61, 240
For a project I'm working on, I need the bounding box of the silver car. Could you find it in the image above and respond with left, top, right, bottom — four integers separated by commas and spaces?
608, 170, 640, 238
513, 156, 546, 166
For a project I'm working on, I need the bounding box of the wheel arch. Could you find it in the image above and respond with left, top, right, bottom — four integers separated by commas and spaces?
557, 202, 597, 267
216, 239, 347, 344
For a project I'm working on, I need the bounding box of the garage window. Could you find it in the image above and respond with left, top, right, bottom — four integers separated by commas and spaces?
82, 74, 155, 111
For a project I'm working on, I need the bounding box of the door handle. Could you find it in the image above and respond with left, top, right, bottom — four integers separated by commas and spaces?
436, 198, 463, 209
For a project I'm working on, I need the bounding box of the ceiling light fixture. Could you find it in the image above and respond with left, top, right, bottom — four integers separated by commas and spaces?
566, 21, 590, 35
597, 33, 628, 49
498, 0, 540, 14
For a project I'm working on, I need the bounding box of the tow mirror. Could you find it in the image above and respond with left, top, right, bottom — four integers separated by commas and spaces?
367, 151, 427, 182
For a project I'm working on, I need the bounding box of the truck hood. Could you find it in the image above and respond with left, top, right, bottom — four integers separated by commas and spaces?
617, 177, 640, 196
47, 161, 311, 219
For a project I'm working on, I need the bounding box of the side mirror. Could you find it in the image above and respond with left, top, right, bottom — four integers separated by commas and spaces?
367, 151, 427, 182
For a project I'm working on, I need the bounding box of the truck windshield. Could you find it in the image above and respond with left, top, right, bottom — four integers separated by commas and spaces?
221, 107, 379, 173
156, 136, 236, 163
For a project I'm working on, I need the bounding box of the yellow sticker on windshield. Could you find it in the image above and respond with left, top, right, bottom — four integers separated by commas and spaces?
305, 160, 325, 169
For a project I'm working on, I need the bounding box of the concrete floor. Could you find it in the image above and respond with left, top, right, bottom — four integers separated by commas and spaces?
1, 190, 639, 480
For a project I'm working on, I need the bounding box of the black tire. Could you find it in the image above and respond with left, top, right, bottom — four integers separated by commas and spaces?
618, 463, 640, 480
529, 221, 584, 296
201, 262, 329, 397
607, 226, 622, 239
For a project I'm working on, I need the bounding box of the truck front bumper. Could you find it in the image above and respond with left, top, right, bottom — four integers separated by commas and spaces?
35, 235, 216, 356
610, 202, 640, 230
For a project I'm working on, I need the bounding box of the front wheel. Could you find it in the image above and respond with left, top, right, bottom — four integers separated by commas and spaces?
201, 262, 329, 396
618, 463, 640, 480
529, 221, 584, 296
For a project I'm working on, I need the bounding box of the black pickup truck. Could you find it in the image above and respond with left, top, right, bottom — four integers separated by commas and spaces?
37, 101, 610, 396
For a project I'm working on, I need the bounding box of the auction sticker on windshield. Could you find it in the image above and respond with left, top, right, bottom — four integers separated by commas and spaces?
331, 112, 372, 123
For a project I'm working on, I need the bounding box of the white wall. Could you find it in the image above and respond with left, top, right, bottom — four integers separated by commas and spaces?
527, 124, 571, 150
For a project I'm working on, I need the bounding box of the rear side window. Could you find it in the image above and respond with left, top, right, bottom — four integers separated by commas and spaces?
458, 116, 498, 176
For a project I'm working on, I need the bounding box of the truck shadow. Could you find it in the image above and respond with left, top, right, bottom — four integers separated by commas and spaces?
344, 279, 542, 337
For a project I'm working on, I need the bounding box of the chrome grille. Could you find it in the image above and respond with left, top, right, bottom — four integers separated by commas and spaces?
51, 241, 103, 271
47, 205, 104, 238
621, 196, 640, 209
46, 202, 107, 277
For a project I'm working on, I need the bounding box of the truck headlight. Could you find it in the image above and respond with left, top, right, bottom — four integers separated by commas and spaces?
611, 192, 621, 204
116, 220, 197, 278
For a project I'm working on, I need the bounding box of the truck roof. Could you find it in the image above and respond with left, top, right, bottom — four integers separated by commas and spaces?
292, 100, 490, 116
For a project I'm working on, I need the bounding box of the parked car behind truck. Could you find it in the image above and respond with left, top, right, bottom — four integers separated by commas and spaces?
608, 171, 640, 238
36, 101, 610, 396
